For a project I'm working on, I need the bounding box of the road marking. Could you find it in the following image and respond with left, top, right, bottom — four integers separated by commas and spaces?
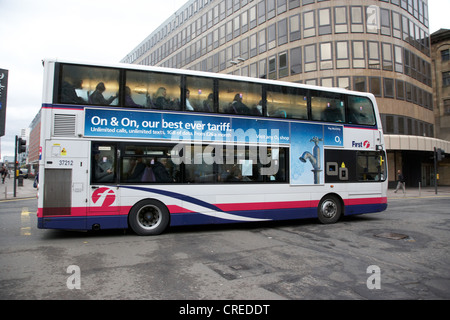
21, 207, 33, 236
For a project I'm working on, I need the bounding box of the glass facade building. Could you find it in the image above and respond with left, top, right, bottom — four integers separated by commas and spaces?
121, 0, 445, 187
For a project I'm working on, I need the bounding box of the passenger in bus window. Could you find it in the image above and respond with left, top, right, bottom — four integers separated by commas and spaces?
322, 101, 344, 122
152, 158, 173, 183
251, 100, 264, 116
153, 87, 180, 110
185, 89, 194, 111
126, 156, 146, 182
89, 82, 117, 105
124, 86, 143, 108
230, 93, 250, 114
94, 151, 114, 183
61, 79, 86, 104
203, 93, 214, 112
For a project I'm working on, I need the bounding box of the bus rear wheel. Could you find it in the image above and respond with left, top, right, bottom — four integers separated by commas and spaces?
318, 195, 342, 224
129, 200, 169, 236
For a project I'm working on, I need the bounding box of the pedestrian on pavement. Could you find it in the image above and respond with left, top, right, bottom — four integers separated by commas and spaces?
1, 165, 7, 184
394, 169, 406, 193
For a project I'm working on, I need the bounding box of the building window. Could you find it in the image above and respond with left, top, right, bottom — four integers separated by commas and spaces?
241, 10, 248, 33
268, 23, 277, 50
443, 71, 450, 87
250, 33, 257, 57
289, 14, 301, 41
369, 77, 381, 97
269, 55, 277, 79
392, 11, 402, 39
258, 29, 266, 53
259, 58, 267, 79
233, 15, 241, 38
396, 80, 405, 100
318, 8, 332, 35
380, 8, 391, 36
405, 82, 412, 101
258, 0, 266, 25
290, 46, 302, 75
267, 0, 276, 20
353, 76, 366, 92
441, 49, 450, 62
368, 41, 380, 69
334, 6, 348, 33
279, 52, 288, 78
277, 0, 287, 14
384, 78, 394, 98
241, 37, 249, 60
394, 45, 403, 73
319, 42, 333, 70
385, 115, 394, 133
304, 44, 317, 72
289, 0, 300, 9
352, 40, 366, 68
278, 18, 288, 46
337, 77, 350, 90
336, 41, 350, 69
444, 99, 450, 115
249, 5, 257, 28
350, 6, 364, 33
382, 43, 393, 71
303, 10, 316, 38
321, 77, 333, 88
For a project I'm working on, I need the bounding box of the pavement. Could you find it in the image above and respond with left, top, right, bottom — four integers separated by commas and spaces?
1, 175, 449, 202
0, 176, 38, 201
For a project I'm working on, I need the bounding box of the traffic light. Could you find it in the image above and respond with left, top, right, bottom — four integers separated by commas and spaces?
437, 148, 445, 162
18, 137, 26, 154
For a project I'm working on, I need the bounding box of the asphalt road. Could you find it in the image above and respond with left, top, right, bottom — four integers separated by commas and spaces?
0, 196, 449, 302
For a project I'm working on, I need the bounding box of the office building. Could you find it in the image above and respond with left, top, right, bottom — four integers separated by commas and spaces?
122, 0, 449, 187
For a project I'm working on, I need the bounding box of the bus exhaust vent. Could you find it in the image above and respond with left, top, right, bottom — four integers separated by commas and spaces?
53, 114, 76, 137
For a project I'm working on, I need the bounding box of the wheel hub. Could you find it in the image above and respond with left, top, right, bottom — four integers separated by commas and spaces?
322, 200, 337, 218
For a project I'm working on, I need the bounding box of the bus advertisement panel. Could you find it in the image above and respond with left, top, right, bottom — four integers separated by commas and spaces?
84, 108, 346, 186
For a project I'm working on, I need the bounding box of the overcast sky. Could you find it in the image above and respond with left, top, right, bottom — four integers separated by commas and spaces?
0, 0, 449, 159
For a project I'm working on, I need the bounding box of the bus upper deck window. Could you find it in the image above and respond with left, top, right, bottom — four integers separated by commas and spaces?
59, 64, 119, 106
348, 96, 376, 126
311, 92, 345, 123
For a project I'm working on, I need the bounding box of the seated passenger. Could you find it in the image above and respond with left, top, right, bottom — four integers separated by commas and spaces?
231, 93, 250, 115
124, 86, 143, 108
89, 82, 117, 105
94, 152, 114, 183
203, 93, 214, 112
61, 80, 85, 104
153, 87, 179, 110
186, 89, 194, 111
251, 100, 264, 116
322, 103, 344, 122
152, 158, 173, 183
126, 157, 146, 182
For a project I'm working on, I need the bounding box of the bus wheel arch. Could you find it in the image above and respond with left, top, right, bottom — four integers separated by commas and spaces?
317, 193, 343, 224
128, 199, 170, 236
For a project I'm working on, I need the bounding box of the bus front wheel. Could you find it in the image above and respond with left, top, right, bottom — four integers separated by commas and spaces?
318, 195, 342, 224
129, 199, 170, 236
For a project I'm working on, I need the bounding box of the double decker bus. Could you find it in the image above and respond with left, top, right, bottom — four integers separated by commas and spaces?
37, 59, 387, 235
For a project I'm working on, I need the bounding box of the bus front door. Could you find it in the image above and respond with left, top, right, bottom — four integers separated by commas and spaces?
88, 143, 123, 230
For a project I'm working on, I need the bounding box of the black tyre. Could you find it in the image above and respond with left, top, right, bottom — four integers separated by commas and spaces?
129, 200, 170, 236
317, 195, 342, 224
